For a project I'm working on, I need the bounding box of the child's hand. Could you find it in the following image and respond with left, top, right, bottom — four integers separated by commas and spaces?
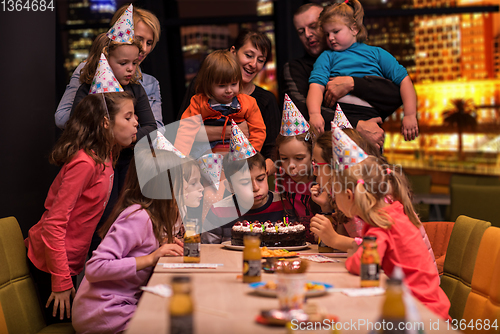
401, 115, 419, 141
237, 121, 250, 138
156, 242, 184, 258
46, 287, 76, 320
309, 114, 325, 134
310, 214, 338, 247
310, 184, 331, 211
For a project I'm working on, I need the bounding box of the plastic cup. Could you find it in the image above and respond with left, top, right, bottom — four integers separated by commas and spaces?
276, 273, 306, 310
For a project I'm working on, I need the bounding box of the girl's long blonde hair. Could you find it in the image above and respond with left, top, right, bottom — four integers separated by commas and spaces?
319, 0, 367, 43
334, 156, 419, 229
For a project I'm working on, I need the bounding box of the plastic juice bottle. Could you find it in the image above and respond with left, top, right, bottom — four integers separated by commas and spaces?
169, 276, 194, 334
380, 278, 406, 333
360, 236, 380, 287
243, 232, 261, 283
184, 218, 200, 263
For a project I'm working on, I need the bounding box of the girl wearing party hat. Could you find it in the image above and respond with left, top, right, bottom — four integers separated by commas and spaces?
25, 92, 137, 324
73, 5, 159, 256
275, 94, 319, 243
320, 123, 450, 320
153, 130, 205, 236
56, 4, 163, 129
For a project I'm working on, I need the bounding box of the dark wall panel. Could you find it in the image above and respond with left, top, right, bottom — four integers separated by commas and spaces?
0, 9, 59, 237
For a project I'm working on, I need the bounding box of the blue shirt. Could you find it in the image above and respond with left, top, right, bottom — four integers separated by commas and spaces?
309, 42, 408, 87
55, 62, 163, 129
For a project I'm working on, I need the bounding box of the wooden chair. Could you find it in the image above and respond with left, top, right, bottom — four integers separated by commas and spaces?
422, 221, 455, 275
0, 216, 74, 334
440, 215, 491, 321
461, 226, 500, 333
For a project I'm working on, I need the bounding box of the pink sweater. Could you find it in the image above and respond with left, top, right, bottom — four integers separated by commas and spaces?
25, 150, 113, 291
72, 205, 159, 334
345, 201, 451, 320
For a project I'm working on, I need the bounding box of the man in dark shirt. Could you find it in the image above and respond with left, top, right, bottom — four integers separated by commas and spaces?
282, 3, 403, 148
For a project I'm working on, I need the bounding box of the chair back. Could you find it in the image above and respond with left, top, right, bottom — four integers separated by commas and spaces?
449, 184, 500, 227
440, 215, 490, 320
0, 216, 47, 333
450, 174, 500, 186
462, 226, 500, 333
422, 221, 455, 275
406, 174, 431, 222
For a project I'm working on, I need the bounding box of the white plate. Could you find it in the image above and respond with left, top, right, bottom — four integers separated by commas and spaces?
221, 241, 310, 251
249, 281, 333, 298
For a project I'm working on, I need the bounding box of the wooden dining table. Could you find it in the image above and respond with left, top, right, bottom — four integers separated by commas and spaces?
126, 244, 458, 334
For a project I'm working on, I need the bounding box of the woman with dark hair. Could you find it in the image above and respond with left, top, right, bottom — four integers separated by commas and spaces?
178, 29, 281, 172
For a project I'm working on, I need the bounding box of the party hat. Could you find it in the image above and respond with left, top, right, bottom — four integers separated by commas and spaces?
229, 119, 257, 161
156, 131, 186, 158
197, 153, 223, 190
107, 4, 134, 43
333, 104, 352, 129
89, 53, 124, 94
280, 93, 310, 136
331, 121, 368, 170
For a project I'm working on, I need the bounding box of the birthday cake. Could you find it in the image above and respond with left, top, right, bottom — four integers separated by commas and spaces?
231, 220, 306, 247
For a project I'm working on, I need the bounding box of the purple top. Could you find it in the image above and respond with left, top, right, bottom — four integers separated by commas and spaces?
72, 204, 159, 334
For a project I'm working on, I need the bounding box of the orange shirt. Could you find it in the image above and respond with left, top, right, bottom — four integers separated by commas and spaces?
25, 150, 113, 292
175, 94, 266, 156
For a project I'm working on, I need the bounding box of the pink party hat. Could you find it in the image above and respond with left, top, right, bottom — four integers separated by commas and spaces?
331, 121, 368, 170
107, 4, 134, 43
280, 94, 310, 136
333, 104, 352, 129
89, 53, 124, 94
156, 131, 186, 158
197, 153, 223, 190
229, 119, 257, 161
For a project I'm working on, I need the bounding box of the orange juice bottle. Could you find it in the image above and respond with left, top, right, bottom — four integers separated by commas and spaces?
360, 236, 380, 287
243, 233, 261, 283
183, 219, 200, 263
380, 277, 406, 333
170, 276, 194, 334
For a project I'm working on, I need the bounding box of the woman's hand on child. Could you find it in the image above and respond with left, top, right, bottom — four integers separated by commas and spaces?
310, 214, 338, 247
235, 121, 250, 138
324, 76, 354, 108
309, 114, 325, 134
310, 184, 331, 211
401, 115, 419, 141
46, 287, 76, 320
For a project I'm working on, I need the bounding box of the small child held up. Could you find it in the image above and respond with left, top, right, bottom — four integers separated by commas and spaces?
327, 128, 450, 320
71, 148, 200, 334
202, 123, 291, 244
275, 95, 319, 243
306, 0, 418, 141
175, 49, 266, 159
25, 92, 138, 324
